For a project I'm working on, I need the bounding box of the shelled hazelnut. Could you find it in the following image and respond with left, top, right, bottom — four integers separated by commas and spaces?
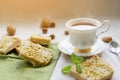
7, 25, 16, 36
50, 22, 55, 28
49, 34, 55, 40
102, 36, 112, 43
40, 18, 56, 28
64, 30, 69, 35
41, 18, 50, 28
42, 28, 48, 34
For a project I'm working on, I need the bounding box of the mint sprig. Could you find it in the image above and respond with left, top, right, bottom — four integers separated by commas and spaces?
61, 53, 84, 74
61, 65, 72, 74
71, 53, 83, 73
76, 64, 82, 73
71, 53, 83, 64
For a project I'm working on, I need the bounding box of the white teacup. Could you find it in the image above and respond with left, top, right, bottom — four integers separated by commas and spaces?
65, 18, 110, 49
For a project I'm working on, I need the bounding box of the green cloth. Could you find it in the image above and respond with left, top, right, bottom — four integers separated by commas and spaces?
0, 43, 60, 80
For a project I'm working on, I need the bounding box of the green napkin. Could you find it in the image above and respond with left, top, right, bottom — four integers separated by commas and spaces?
0, 43, 60, 80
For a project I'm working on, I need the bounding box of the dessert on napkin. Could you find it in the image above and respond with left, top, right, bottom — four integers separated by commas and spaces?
0, 35, 54, 68
18, 40, 53, 67
0, 42, 60, 80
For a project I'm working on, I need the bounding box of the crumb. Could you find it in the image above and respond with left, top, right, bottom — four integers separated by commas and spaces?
49, 34, 55, 40
42, 28, 48, 34
50, 22, 55, 28
64, 30, 69, 35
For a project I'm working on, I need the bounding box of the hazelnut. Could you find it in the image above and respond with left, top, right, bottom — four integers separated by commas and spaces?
49, 34, 55, 40
7, 25, 16, 36
64, 30, 69, 35
50, 22, 55, 28
41, 18, 50, 28
42, 28, 48, 34
102, 36, 112, 43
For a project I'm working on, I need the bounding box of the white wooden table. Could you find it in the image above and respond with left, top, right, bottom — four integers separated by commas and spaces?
0, 18, 120, 80
50, 18, 120, 80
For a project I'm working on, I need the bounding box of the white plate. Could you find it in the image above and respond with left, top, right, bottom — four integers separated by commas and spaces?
58, 38, 106, 57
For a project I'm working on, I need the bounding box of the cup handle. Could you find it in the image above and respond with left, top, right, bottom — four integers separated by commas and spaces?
96, 20, 110, 38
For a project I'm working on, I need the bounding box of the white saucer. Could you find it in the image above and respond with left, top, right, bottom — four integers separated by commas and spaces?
58, 38, 106, 57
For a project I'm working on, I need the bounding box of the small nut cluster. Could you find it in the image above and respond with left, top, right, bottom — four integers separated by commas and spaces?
41, 18, 56, 40
102, 36, 112, 43
7, 25, 16, 36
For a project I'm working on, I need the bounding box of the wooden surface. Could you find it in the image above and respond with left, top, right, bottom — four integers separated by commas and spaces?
50, 19, 120, 80
0, 18, 120, 80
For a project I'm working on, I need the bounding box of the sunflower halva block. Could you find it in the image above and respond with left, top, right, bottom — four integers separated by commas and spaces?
71, 55, 113, 80
19, 41, 53, 67
0, 36, 21, 55
30, 34, 51, 45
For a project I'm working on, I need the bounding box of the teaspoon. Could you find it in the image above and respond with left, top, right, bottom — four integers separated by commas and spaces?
109, 41, 120, 59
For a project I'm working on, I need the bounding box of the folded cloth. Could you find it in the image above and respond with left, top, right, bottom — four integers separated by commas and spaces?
0, 43, 60, 80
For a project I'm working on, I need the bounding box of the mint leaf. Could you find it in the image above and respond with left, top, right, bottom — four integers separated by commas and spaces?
61, 65, 72, 74
76, 64, 82, 73
71, 53, 83, 73
71, 53, 84, 64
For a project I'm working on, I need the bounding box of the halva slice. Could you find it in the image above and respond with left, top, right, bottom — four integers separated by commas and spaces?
71, 55, 113, 80
19, 41, 53, 67
30, 34, 51, 45
0, 36, 21, 55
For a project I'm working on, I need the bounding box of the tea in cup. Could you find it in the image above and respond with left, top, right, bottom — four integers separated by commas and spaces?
65, 18, 110, 52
